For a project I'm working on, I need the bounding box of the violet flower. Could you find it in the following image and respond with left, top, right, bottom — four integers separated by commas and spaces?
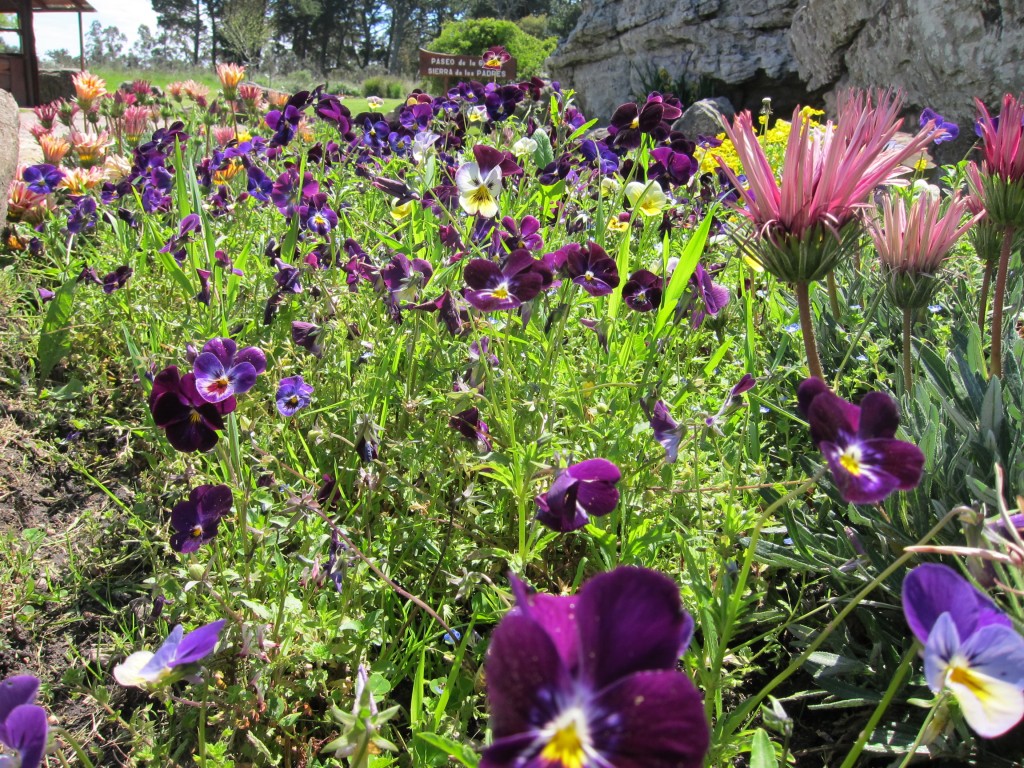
0, 674, 48, 768
481, 567, 708, 768
193, 337, 267, 404
291, 321, 323, 358
622, 269, 663, 312
113, 619, 227, 688
920, 108, 959, 144
276, 375, 314, 416
562, 241, 619, 297
535, 458, 621, 533
464, 250, 544, 312
649, 400, 684, 463
903, 563, 1024, 737
688, 263, 730, 328
22, 163, 65, 194
449, 407, 492, 452
797, 378, 924, 504
170, 484, 233, 553
149, 365, 235, 453
705, 374, 757, 432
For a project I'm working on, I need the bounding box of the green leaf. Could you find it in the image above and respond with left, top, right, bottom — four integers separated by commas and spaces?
532, 128, 554, 169
37, 277, 77, 384
414, 733, 479, 767
652, 205, 717, 341
980, 375, 1003, 437
750, 728, 778, 768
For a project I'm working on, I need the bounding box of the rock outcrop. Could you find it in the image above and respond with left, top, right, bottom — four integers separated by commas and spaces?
790, 0, 1024, 159
0, 88, 19, 225
549, 0, 806, 124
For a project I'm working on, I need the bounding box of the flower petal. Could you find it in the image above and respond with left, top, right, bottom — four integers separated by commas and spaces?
0, 675, 39, 723
4, 703, 49, 768
576, 567, 694, 690
590, 669, 709, 768
113, 651, 157, 687
903, 563, 1010, 644
857, 391, 900, 439
944, 623, 1024, 738
172, 619, 227, 667
485, 613, 570, 739
139, 624, 184, 678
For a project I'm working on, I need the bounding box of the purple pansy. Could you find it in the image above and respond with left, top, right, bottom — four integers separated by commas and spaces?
535, 458, 621, 533
688, 263, 730, 328
193, 338, 267, 404
463, 250, 545, 311
562, 241, 620, 297
291, 321, 323, 358
705, 374, 757, 432
170, 484, 233, 553
903, 564, 1024, 737
113, 620, 227, 688
622, 269, 663, 312
148, 365, 236, 453
22, 163, 65, 194
920, 108, 959, 144
797, 378, 925, 504
0, 674, 48, 768
276, 375, 314, 416
449, 407, 492, 452
649, 400, 684, 463
481, 566, 709, 768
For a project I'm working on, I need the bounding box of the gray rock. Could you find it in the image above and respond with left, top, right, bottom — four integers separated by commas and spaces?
789, 0, 1024, 162
37, 69, 77, 105
550, 0, 804, 123
0, 88, 18, 225
672, 97, 736, 138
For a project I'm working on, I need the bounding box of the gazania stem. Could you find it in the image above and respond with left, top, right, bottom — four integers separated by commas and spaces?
978, 258, 993, 334
795, 281, 824, 380
902, 307, 914, 392
990, 224, 1016, 378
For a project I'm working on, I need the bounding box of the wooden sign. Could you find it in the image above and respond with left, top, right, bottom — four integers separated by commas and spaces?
418, 49, 518, 83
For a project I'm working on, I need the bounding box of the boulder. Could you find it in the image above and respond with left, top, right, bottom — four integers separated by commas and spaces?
0, 88, 18, 225
672, 97, 736, 139
549, 0, 806, 124
789, 0, 1024, 161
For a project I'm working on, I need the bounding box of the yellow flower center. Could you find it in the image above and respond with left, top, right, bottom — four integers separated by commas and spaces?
287, 396, 299, 407
191, 524, 203, 537
948, 661, 990, 700
838, 446, 863, 476
584, 271, 595, 282
539, 721, 587, 768
630, 116, 639, 130
491, 285, 510, 300
189, 410, 204, 424
471, 186, 494, 205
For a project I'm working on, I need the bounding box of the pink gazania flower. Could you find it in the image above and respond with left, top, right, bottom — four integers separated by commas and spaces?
867, 187, 982, 308
973, 93, 1024, 226
216, 63, 246, 100
719, 89, 941, 284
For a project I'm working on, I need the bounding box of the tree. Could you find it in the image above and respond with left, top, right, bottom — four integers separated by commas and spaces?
152, 0, 207, 66
86, 21, 127, 66
221, 0, 271, 66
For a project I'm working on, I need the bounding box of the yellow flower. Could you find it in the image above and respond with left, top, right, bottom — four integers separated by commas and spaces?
72, 71, 106, 111
391, 199, 414, 220
625, 180, 668, 217
216, 63, 246, 99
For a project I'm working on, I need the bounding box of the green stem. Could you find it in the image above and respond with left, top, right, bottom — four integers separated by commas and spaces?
795, 281, 824, 380
903, 307, 914, 393
990, 224, 1016, 378
979, 258, 993, 335
827, 271, 842, 318
719, 507, 958, 738
896, 694, 947, 768
839, 643, 918, 768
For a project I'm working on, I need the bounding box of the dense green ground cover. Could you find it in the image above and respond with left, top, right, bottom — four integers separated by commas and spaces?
2, 70, 1024, 767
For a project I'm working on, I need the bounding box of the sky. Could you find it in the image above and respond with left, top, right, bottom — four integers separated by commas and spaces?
31, 0, 158, 55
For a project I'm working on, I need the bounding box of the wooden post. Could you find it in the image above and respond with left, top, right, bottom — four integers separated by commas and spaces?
78, 11, 84, 70
19, 0, 38, 106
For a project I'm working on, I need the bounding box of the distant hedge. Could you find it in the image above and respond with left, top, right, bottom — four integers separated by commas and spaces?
428, 18, 557, 79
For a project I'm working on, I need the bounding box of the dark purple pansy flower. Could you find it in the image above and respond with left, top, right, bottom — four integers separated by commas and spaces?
102, 265, 133, 293
920, 108, 959, 144
649, 146, 697, 187
298, 193, 338, 236
148, 365, 236, 453
579, 316, 609, 354
561, 241, 619, 297
797, 378, 925, 504
354, 414, 380, 463
159, 213, 201, 255
463, 250, 544, 311
623, 269, 663, 312
650, 400, 684, 463
169, 484, 233, 553
535, 458, 621, 533
67, 196, 97, 234
291, 321, 323, 357
481, 566, 708, 768
496, 215, 543, 253
0, 674, 48, 768
449, 406, 492, 452
195, 269, 212, 305
193, 337, 267, 404
276, 375, 314, 416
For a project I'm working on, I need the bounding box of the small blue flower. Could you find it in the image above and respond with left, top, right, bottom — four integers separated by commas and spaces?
276, 375, 314, 417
